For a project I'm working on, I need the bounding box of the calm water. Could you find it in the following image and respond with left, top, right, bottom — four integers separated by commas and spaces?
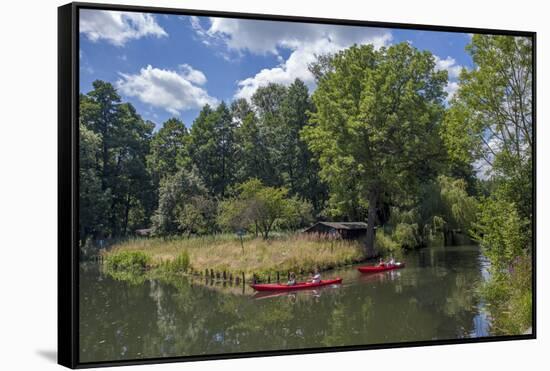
79, 245, 492, 363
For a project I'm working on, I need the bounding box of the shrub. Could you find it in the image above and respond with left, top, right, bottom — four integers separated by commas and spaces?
375, 230, 399, 255
473, 197, 529, 269
105, 250, 150, 272
170, 250, 190, 272
479, 256, 532, 335
392, 223, 420, 249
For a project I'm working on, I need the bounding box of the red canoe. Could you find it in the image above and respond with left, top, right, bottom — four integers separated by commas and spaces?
250, 278, 343, 292
357, 262, 405, 273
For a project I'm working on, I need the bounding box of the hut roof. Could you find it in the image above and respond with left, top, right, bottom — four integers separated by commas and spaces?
303, 221, 368, 232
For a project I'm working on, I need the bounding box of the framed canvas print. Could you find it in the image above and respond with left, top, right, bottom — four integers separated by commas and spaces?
58, 2, 536, 368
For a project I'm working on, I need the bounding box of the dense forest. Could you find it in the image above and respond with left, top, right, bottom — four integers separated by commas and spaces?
81, 37, 532, 248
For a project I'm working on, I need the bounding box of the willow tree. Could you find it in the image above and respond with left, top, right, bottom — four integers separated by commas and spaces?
302, 43, 447, 256
443, 35, 533, 230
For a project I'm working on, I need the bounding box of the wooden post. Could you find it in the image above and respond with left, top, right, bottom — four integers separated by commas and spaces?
242, 272, 245, 285
277, 271, 280, 283
210, 269, 214, 279
268, 274, 271, 283
223, 271, 227, 281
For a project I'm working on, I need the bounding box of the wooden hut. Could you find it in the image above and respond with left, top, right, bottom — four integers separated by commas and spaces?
303, 222, 370, 240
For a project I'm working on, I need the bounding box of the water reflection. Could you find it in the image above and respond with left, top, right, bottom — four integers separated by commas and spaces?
79, 245, 490, 363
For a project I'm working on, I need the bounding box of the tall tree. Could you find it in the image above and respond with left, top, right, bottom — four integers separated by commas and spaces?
147, 118, 189, 181
151, 169, 209, 235
189, 102, 237, 197
80, 81, 121, 189
79, 123, 111, 242
234, 111, 275, 184
443, 35, 533, 225
246, 80, 328, 213
248, 84, 289, 188
281, 79, 327, 213
80, 81, 154, 238
303, 43, 447, 255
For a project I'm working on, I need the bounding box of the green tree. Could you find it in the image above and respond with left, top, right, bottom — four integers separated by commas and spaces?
230, 98, 254, 124
473, 197, 529, 270
176, 195, 218, 236
80, 81, 154, 238
80, 81, 121, 188
234, 112, 275, 184
416, 176, 479, 246
151, 169, 210, 235
248, 83, 289, 188
189, 102, 237, 197
242, 80, 327, 213
218, 179, 311, 239
147, 118, 189, 181
442, 35, 533, 335
303, 43, 447, 255
280, 79, 328, 213
79, 123, 111, 242
107, 103, 154, 235
443, 35, 532, 221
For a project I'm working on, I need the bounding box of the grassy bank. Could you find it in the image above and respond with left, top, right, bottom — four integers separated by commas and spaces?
103, 233, 366, 282
479, 255, 532, 335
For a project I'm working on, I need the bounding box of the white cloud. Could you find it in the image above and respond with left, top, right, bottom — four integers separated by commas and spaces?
179, 64, 207, 85
434, 56, 465, 100
116, 65, 217, 115
444, 81, 459, 100
190, 17, 392, 100
203, 18, 390, 57
434, 56, 462, 79
235, 38, 343, 100
80, 10, 167, 46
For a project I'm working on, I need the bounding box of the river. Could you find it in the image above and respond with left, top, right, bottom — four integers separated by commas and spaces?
79, 244, 492, 363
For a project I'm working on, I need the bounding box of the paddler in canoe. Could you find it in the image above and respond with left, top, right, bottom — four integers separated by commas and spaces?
287, 272, 297, 286
250, 268, 342, 291
307, 267, 321, 283
378, 256, 396, 267
358, 256, 405, 274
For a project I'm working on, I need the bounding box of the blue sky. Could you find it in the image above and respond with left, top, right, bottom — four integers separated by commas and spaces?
79, 9, 474, 129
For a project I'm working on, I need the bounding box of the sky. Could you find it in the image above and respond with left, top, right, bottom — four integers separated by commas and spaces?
79, 9, 475, 129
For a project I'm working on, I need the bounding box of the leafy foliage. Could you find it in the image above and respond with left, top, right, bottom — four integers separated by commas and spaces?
79, 81, 154, 241
105, 250, 150, 272
218, 179, 312, 239
303, 43, 447, 254
473, 197, 529, 270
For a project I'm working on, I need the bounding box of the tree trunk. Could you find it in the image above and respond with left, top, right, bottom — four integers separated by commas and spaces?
122, 193, 131, 236
364, 190, 378, 258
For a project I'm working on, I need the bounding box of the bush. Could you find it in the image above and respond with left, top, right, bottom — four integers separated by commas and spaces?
473, 197, 529, 269
392, 223, 420, 249
105, 250, 150, 272
170, 250, 190, 272
479, 256, 532, 335
375, 230, 399, 255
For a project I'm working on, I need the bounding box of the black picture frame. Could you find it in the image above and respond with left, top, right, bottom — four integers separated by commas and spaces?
58, 2, 537, 368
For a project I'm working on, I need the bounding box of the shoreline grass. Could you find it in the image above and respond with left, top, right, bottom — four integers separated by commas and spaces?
102, 233, 367, 281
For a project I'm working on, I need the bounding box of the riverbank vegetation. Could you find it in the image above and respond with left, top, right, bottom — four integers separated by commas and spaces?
81, 35, 532, 334
104, 233, 365, 281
